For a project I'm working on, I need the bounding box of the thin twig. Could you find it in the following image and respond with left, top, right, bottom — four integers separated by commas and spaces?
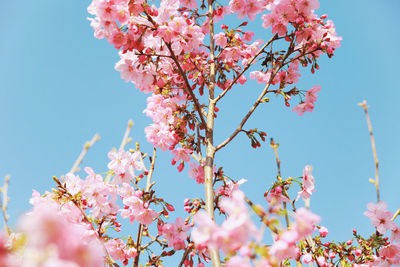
178, 246, 193, 267
270, 138, 290, 228
52, 177, 115, 266
72, 201, 115, 266
0, 175, 11, 235
358, 100, 380, 202
140, 9, 207, 126
165, 43, 207, 127
70, 133, 101, 174
119, 120, 134, 151
134, 147, 157, 267
215, 39, 295, 152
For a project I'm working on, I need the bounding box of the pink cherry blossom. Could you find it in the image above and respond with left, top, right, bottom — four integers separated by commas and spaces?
135, 208, 159, 225
390, 224, 400, 242
225, 255, 252, 267
191, 211, 217, 246
105, 239, 137, 265
161, 217, 191, 250
364, 202, 396, 234
305, 85, 321, 103
18, 202, 104, 266
265, 186, 289, 206
319, 226, 328, 237
188, 161, 205, 184
293, 207, 320, 239
302, 253, 313, 264
214, 33, 228, 48
297, 165, 315, 200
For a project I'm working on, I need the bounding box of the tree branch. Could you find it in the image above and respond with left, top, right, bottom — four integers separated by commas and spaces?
204, 1, 221, 266
214, 34, 278, 103
165, 43, 208, 127
215, 39, 295, 152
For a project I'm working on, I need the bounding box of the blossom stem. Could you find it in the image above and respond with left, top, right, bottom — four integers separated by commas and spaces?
358, 100, 380, 202
134, 147, 157, 267
270, 138, 291, 228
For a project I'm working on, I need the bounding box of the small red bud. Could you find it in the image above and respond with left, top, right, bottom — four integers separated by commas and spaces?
166, 203, 175, 211
177, 161, 184, 172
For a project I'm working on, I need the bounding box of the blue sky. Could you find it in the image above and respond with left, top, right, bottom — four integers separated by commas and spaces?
0, 0, 399, 252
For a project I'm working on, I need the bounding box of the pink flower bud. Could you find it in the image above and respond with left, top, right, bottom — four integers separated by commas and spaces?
319, 226, 329, 237
354, 249, 362, 257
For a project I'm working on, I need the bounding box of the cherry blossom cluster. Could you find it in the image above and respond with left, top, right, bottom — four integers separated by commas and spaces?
0, 200, 104, 266
1, 145, 399, 266
86, 0, 341, 177
5, 0, 400, 266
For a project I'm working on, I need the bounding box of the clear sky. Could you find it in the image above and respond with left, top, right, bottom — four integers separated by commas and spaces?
0, 0, 399, 249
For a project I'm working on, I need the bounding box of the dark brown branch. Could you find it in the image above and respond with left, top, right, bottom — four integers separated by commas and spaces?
165, 43, 207, 127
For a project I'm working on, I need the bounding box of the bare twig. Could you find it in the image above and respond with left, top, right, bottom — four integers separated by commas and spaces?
119, 120, 134, 151
0, 175, 11, 235
70, 133, 101, 174
358, 100, 380, 202
215, 81, 274, 152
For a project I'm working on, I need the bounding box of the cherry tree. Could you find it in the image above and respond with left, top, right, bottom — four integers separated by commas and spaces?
1, 0, 399, 266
